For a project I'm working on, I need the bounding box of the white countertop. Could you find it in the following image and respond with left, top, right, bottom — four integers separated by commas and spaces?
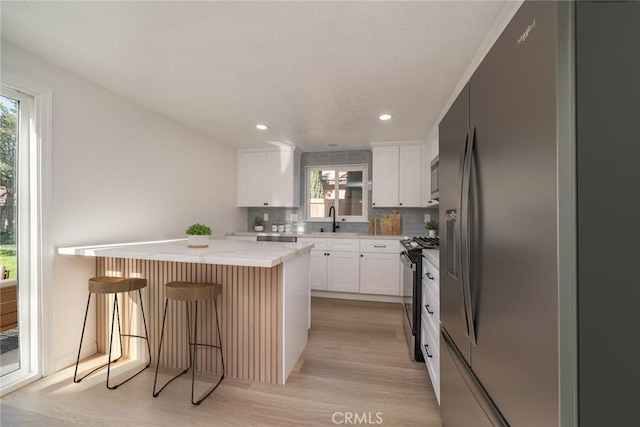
422, 249, 440, 269
228, 231, 405, 240
58, 238, 314, 268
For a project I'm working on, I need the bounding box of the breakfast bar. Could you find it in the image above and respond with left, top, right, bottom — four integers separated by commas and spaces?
58, 239, 313, 385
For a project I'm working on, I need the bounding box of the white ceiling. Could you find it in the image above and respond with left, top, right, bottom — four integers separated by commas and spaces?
1, 1, 506, 152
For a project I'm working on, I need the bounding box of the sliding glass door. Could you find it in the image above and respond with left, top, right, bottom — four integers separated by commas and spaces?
0, 87, 33, 380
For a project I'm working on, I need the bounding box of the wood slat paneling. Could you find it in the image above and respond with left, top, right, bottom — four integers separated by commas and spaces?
94, 258, 283, 384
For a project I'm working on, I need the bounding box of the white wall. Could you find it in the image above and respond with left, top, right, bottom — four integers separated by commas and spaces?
1, 40, 246, 370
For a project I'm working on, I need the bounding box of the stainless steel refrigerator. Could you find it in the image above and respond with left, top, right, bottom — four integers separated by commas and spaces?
438, 1, 640, 426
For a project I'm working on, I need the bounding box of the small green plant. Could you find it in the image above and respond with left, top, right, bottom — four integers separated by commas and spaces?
185, 223, 212, 235
426, 220, 439, 231
254, 216, 265, 226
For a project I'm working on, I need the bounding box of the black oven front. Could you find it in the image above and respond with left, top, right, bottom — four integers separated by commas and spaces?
400, 247, 424, 362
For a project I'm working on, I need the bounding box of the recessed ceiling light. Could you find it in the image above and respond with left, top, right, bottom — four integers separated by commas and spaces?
256, 124, 269, 130
379, 114, 392, 121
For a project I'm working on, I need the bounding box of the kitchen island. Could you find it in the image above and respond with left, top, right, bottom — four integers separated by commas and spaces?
58, 238, 313, 385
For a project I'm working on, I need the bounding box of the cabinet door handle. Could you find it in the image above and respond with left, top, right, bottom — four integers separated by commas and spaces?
374, 245, 386, 248
372, 202, 376, 206
424, 344, 433, 358
360, 254, 363, 257
399, 202, 403, 206
425, 304, 434, 315
426, 272, 434, 280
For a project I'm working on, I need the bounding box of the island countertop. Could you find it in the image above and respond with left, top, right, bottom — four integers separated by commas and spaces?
58, 238, 314, 268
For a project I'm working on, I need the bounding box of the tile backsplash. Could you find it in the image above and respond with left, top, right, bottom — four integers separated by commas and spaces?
245, 149, 438, 236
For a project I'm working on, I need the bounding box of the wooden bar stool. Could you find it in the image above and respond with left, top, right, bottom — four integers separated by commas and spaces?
74, 276, 151, 389
153, 281, 225, 405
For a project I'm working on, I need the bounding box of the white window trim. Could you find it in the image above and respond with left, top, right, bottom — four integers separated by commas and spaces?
305, 164, 368, 223
0, 74, 53, 396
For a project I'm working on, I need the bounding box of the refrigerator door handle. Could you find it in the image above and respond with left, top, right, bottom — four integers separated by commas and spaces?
461, 126, 478, 346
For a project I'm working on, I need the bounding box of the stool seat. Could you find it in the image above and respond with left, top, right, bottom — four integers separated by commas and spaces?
165, 281, 222, 301
89, 276, 147, 294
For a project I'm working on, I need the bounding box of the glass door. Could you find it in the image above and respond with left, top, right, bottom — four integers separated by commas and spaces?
0, 87, 33, 379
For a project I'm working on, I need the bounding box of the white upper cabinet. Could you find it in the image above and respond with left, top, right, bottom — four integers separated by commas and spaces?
237, 147, 300, 207
371, 142, 423, 207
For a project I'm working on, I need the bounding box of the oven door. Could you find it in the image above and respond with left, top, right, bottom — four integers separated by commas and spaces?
401, 250, 417, 359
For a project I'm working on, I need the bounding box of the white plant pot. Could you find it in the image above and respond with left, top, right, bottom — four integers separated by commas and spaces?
254, 225, 264, 232
187, 234, 210, 248
428, 230, 436, 238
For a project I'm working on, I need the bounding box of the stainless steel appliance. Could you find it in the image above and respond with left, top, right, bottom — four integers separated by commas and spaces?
430, 155, 439, 201
400, 237, 439, 361
438, 2, 640, 426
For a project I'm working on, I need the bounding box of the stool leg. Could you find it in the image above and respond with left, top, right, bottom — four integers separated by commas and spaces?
153, 299, 191, 397
152, 299, 169, 397
214, 296, 225, 379
138, 289, 152, 368
107, 290, 152, 390
106, 293, 123, 389
74, 293, 124, 383
191, 297, 225, 405
73, 293, 92, 383
191, 301, 199, 405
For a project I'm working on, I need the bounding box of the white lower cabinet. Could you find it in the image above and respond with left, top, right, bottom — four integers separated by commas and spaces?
301, 238, 360, 293
309, 250, 329, 291
421, 255, 440, 403
298, 237, 401, 297
359, 239, 401, 296
327, 251, 360, 292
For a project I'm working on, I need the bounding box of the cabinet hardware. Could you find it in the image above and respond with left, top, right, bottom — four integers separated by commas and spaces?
426, 272, 435, 280
374, 245, 386, 248
424, 344, 433, 358
425, 304, 434, 314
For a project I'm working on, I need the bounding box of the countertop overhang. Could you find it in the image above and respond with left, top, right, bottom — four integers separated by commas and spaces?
58, 238, 314, 268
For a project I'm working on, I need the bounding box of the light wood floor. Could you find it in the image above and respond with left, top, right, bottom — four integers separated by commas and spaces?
0, 298, 442, 426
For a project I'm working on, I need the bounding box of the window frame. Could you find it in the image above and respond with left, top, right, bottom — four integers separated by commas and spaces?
305, 164, 368, 223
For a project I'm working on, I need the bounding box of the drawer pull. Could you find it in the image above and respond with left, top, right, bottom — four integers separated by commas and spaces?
425, 304, 434, 315
424, 344, 433, 358
426, 272, 435, 280
374, 245, 386, 248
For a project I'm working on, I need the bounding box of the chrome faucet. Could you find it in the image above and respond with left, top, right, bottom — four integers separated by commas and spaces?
328, 206, 339, 233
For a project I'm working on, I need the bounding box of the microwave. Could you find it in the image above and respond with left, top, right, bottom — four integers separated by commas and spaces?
430, 155, 439, 201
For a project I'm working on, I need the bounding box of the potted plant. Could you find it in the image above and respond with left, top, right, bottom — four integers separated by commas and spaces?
426, 220, 438, 238
186, 223, 212, 248
254, 216, 265, 232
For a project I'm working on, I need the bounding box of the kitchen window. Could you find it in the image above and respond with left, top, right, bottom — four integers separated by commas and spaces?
306, 165, 368, 222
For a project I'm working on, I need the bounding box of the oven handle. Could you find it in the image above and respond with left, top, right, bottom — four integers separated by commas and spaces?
400, 252, 415, 269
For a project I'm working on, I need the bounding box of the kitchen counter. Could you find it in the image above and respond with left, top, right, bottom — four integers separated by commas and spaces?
58, 238, 314, 268
227, 231, 404, 240
423, 249, 439, 268
59, 238, 312, 385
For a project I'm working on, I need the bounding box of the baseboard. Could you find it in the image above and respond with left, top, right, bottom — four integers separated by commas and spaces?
54, 342, 97, 373
311, 291, 402, 304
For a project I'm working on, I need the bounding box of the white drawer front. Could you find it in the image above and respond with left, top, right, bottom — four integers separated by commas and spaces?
328, 239, 360, 251
422, 278, 440, 337
359, 239, 399, 253
422, 257, 439, 293
298, 238, 328, 251
421, 315, 440, 400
